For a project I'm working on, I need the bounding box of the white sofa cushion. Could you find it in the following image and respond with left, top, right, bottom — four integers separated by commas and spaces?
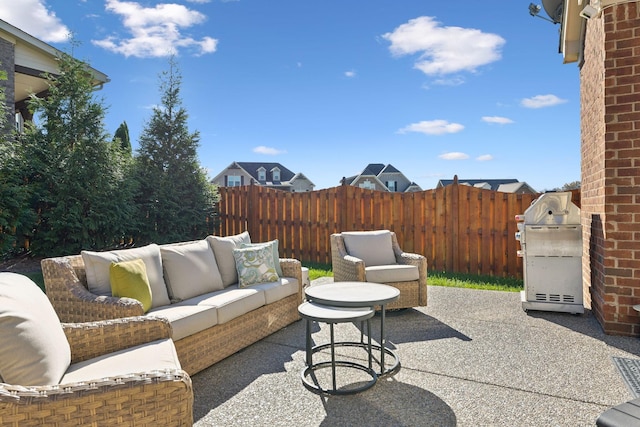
342, 230, 397, 266
249, 277, 299, 304
0, 273, 71, 386
82, 244, 170, 308
61, 338, 180, 384
206, 231, 251, 287
185, 286, 266, 324
365, 264, 419, 283
147, 304, 218, 341
161, 240, 224, 301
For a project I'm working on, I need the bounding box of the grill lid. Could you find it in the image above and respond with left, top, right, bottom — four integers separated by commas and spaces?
523, 192, 580, 225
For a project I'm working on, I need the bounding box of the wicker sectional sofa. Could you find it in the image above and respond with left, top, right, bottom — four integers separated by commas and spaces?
42, 232, 303, 375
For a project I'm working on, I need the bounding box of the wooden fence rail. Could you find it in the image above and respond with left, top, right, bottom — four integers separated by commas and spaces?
218, 180, 581, 279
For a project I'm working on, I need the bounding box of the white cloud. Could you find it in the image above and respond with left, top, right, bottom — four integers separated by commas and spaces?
439, 152, 469, 160
345, 70, 356, 78
92, 0, 218, 58
398, 120, 464, 136
253, 146, 286, 155
0, 0, 70, 42
186, 0, 211, 3
476, 154, 494, 161
482, 116, 514, 125
382, 16, 505, 76
433, 76, 465, 86
521, 94, 567, 109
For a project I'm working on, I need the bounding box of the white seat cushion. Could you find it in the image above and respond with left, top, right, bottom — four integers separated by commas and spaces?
184, 286, 266, 324
341, 230, 396, 266
0, 273, 71, 386
61, 338, 180, 384
147, 304, 218, 341
365, 264, 419, 283
160, 239, 224, 300
249, 277, 299, 304
206, 231, 251, 287
82, 243, 171, 308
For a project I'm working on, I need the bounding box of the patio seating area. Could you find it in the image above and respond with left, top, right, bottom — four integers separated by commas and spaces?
191, 280, 640, 426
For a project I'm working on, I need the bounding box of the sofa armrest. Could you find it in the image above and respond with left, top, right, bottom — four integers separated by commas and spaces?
279, 258, 303, 301
63, 316, 173, 363
0, 370, 193, 426
42, 257, 145, 323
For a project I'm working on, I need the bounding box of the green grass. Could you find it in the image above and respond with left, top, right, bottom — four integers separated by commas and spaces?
302, 262, 523, 292
428, 271, 523, 292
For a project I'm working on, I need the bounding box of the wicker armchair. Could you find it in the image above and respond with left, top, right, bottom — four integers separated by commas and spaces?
0, 316, 193, 427
0, 272, 193, 427
330, 230, 427, 309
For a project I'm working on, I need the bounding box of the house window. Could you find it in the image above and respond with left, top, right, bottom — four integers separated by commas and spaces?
227, 175, 242, 187
359, 180, 375, 190
387, 181, 397, 192
272, 168, 281, 181
258, 168, 266, 181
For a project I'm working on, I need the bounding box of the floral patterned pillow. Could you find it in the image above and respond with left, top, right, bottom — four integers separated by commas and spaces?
232, 245, 280, 288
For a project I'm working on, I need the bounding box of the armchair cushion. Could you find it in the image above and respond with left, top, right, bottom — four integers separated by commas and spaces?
61, 338, 181, 384
0, 273, 71, 386
207, 231, 251, 287
161, 239, 224, 300
342, 230, 396, 266
82, 243, 170, 308
365, 264, 419, 283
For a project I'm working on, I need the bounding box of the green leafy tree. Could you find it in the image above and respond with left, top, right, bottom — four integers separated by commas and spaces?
17, 52, 136, 255
133, 57, 218, 244
113, 120, 131, 154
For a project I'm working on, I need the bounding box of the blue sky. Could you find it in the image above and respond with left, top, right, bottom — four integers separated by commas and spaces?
2, 0, 580, 191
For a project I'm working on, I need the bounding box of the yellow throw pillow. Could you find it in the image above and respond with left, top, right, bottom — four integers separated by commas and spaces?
109, 259, 153, 313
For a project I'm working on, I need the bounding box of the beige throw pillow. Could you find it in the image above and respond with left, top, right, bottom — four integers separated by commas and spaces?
161, 239, 224, 300
0, 272, 71, 386
206, 231, 251, 287
342, 230, 397, 266
82, 243, 170, 308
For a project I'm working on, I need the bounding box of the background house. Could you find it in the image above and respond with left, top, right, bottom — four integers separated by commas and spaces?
342, 163, 422, 192
211, 161, 314, 192
0, 19, 108, 135
436, 178, 537, 194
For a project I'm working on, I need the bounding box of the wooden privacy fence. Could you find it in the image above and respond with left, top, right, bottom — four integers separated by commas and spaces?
217, 180, 581, 279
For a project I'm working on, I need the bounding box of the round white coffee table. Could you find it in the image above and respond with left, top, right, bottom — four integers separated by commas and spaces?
305, 282, 400, 376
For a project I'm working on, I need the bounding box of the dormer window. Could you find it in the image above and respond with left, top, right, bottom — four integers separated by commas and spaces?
257, 167, 266, 182
272, 167, 281, 181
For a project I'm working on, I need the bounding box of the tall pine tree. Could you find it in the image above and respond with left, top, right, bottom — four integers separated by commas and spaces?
133, 57, 218, 244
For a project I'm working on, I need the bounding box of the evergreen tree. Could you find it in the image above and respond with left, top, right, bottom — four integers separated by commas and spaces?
133, 57, 218, 244
113, 120, 131, 154
17, 52, 136, 255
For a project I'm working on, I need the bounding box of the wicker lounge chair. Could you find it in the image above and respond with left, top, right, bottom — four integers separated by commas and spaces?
0, 273, 193, 427
330, 230, 427, 309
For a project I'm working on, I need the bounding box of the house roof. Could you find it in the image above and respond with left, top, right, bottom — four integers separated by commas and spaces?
497, 182, 537, 193
0, 19, 109, 104
345, 163, 402, 184
437, 179, 521, 192
235, 162, 295, 184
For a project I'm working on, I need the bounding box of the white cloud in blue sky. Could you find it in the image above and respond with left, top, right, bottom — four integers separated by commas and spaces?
521, 94, 568, 109
91, 0, 218, 58
398, 120, 464, 136
383, 16, 505, 76
482, 116, 514, 125
476, 154, 494, 161
0, 0, 69, 42
253, 146, 286, 156
439, 152, 469, 160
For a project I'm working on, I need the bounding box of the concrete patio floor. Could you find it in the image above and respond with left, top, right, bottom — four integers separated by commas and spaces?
191, 283, 640, 426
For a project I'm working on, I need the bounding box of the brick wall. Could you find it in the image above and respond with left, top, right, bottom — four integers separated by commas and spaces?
581, 2, 640, 336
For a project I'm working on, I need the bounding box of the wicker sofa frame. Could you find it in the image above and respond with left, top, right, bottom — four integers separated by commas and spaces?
42, 255, 303, 376
0, 316, 193, 427
330, 231, 428, 310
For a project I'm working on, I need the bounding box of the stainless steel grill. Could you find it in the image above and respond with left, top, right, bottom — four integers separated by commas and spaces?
515, 192, 584, 314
